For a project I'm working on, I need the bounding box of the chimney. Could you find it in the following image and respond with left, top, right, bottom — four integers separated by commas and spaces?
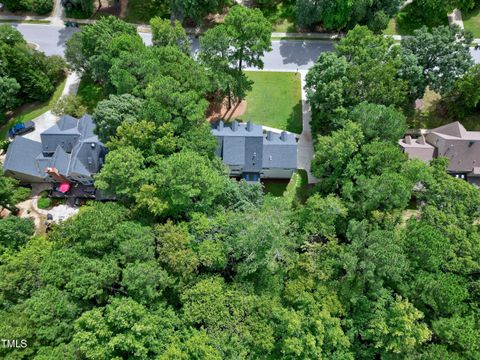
247, 121, 253, 132
267, 131, 273, 141
45, 167, 70, 183
217, 120, 224, 130
404, 135, 412, 145
417, 135, 426, 145
231, 120, 238, 132
280, 131, 288, 142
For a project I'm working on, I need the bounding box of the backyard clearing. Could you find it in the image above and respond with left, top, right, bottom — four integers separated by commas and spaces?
238, 71, 302, 133
464, 5, 480, 38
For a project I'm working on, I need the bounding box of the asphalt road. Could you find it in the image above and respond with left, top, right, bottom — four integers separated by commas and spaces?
12, 23, 480, 71
12, 23, 334, 71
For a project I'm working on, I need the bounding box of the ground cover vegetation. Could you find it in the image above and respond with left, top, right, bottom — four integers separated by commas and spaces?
3, 0, 53, 15
1, 12, 480, 360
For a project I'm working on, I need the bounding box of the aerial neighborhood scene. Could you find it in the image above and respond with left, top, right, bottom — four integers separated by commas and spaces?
1, 0, 480, 358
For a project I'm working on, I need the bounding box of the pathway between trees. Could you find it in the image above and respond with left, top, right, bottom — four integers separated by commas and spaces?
448, 9, 465, 29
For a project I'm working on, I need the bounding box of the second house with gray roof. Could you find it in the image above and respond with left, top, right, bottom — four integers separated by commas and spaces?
212, 120, 298, 181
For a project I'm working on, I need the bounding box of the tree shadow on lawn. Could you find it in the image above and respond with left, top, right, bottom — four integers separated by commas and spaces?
286, 101, 302, 134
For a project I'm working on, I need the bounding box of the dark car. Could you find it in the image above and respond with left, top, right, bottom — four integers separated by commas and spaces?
8, 121, 35, 139
65, 21, 79, 28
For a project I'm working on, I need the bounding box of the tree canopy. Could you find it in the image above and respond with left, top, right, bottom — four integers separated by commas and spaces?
3, 15, 480, 360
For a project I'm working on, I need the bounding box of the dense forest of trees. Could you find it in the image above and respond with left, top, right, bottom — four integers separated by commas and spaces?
1, 12, 480, 360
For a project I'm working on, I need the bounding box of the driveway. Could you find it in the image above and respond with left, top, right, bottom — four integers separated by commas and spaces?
22, 72, 81, 142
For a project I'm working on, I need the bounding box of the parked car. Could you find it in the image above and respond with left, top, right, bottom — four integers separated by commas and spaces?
65, 21, 79, 28
8, 121, 35, 139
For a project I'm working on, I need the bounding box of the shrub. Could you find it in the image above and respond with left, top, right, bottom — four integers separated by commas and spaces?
53, 95, 87, 117
4, 0, 53, 14
28, 0, 53, 14
37, 197, 52, 209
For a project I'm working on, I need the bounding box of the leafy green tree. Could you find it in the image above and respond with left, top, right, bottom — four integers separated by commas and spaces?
0, 216, 34, 256
296, 0, 401, 31
47, 202, 129, 256
171, 0, 224, 25
1, 41, 64, 103
344, 171, 412, 216
311, 121, 364, 193
296, 194, 347, 241
0, 169, 30, 212
136, 151, 225, 218
155, 221, 199, 280
0, 25, 26, 46
23, 286, 81, 345
306, 26, 413, 133
348, 102, 407, 143
143, 76, 209, 134
403, 0, 475, 27
335, 26, 409, 107
344, 141, 407, 180
305, 52, 350, 133
62, 0, 95, 17
95, 146, 146, 204
215, 178, 264, 211
65, 16, 139, 80
220, 197, 299, 282
362, 293, 431, 356
402, 25, 474, 95
41, 249, 120, 302
73, 298, 179, 359
108, 121, 179, 161
199, 24, 252, 107
180, 276, 277, 358
4, 0, 53, 14
0, 76, 20, 113
121, 261, 172, 304
443, 64, 480, 118
432, 314, 480, 358
224, 6, 272, 72
150, 17, 190, 54
409, 271, 469, 316
92, 94, 144, 143
0, 236, 52, 305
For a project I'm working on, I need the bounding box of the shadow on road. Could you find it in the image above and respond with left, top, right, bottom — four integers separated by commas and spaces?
279, 40, 334, 67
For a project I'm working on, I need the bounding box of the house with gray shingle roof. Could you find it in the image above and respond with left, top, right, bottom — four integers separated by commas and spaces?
212, 120, 297, 181
3, 114, 106, 185
399, 121, 480, 186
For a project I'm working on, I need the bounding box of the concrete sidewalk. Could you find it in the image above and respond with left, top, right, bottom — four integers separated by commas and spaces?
448, 9, 465, 29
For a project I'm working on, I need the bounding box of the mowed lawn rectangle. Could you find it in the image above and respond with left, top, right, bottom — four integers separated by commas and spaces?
464, 6, 480, 38
239, 71, 302, 134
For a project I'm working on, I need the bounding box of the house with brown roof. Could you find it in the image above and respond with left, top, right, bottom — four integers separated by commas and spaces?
399, 121, 480, 186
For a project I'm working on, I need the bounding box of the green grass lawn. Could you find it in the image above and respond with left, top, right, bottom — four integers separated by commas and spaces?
284, 169, 309, 205
384, 8, 448, 36
76, 78, 105, 112
239, 71, 302, 133
0, 78, 66, 139
124, 0, 170, 24
263, 181, 289, 196
463, 5, 480, 38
